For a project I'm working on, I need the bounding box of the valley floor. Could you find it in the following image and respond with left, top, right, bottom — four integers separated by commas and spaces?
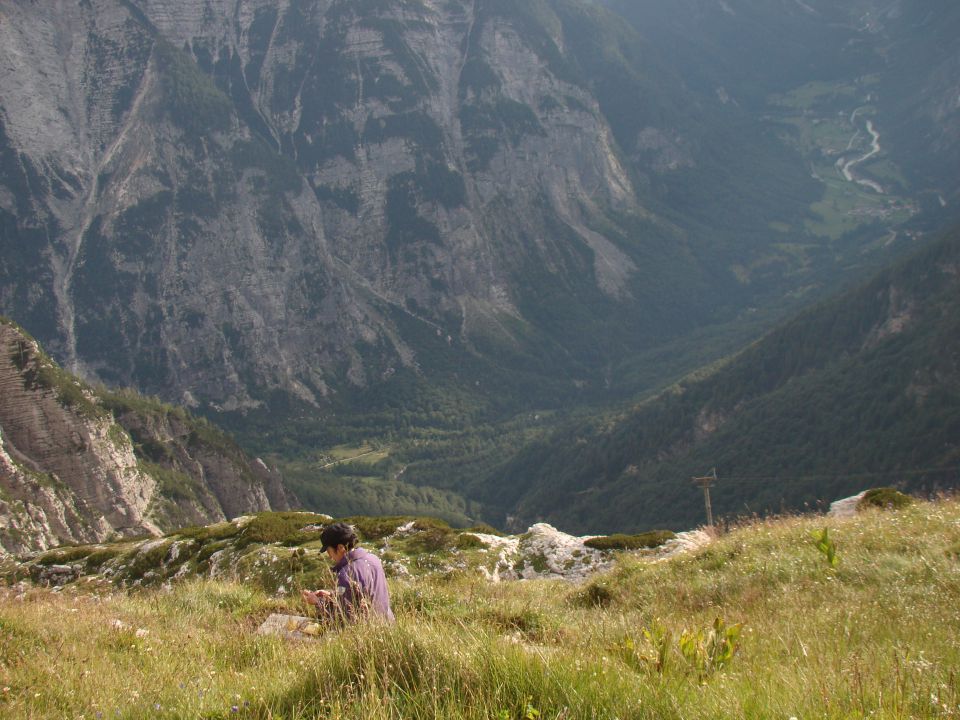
2, 498, 959, 719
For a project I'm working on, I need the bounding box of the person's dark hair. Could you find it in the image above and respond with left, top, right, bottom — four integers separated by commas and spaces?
321, 522, 358, 551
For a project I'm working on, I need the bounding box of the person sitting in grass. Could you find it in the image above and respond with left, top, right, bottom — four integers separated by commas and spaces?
301, 522, 395, 624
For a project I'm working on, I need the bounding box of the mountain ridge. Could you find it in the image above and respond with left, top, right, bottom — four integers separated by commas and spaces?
0, 317, 293, 555
489, 223, 960, 532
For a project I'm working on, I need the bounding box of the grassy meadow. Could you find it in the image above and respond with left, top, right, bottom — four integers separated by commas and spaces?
2, 498, 959, 719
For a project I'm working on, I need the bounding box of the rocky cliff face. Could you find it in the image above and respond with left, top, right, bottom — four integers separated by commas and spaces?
0, 319, 292, 555
0, 0, 799, 414
0, 0, 956, 425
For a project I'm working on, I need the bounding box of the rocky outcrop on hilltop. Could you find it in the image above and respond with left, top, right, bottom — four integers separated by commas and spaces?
6, 512, 697, 592
0, 319, 293, 555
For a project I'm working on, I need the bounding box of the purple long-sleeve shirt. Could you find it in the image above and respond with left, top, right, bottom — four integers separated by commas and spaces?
332, 548, 395, 623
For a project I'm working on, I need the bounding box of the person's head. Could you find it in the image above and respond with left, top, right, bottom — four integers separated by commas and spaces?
320, 522, 358, 563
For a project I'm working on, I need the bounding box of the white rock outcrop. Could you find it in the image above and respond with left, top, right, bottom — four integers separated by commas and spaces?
828, 491, 868, 518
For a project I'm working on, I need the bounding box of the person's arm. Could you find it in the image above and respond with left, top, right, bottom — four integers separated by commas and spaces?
336, 568, 357, 620
301, 589, 333, 607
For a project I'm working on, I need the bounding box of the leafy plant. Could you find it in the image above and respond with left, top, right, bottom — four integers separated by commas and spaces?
643, 622, 673, 675
679, 617, 743, 681
497, 696, 542, 720
613, 620, 672, 674
812, 527, 839, 568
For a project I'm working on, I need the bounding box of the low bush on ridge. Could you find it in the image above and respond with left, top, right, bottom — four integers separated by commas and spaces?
584, 530, 675, 551
857, 486, 913, 511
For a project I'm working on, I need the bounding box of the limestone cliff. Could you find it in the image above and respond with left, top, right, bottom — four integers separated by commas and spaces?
0, 319, 292, 555
0, 0, 955, 426
0, 0, 734, 413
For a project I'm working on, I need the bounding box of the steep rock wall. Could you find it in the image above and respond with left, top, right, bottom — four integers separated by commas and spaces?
0, 0, 703, 413
0, 320, 293, 555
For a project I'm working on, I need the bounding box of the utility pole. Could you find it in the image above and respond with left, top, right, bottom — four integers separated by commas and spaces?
692, 468, 717, 527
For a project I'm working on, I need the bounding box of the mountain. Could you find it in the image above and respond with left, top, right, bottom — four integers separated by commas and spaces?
488, 223, 960, 532
604, 0, 960, 201
2, 0, 954, 425
0, 318, 292, 555
1, 0, 959, 530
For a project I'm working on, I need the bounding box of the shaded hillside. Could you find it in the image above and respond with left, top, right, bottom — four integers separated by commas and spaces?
0, 318, 293, 555
490, 226, 960, 532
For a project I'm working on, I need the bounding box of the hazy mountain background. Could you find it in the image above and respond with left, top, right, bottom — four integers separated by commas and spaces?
1, 0, 958, 533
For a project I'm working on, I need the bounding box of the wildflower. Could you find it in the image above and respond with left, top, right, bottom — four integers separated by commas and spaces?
232, 706, 240, 713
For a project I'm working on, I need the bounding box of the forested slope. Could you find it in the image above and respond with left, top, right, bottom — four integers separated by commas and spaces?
490, 226, 960, 532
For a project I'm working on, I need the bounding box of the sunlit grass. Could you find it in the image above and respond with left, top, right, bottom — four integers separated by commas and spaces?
2, 499, 959, 718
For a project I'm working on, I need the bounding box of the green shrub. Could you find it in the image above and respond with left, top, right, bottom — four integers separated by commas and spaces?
857, 487, 913, 511
175, 522, 241, 543
238, 512, 330, 547
195, 539, 232, 564
679, 617, 744, 681
466, 522, 505, 536
341, 516, 411, 541
584, 530, 676, 551
481, 606, 551, 641
155, 41, 232, 135
341, 515, 453, 543
279, 527, 324, 547
35, 546, 95, 566
456, 533, 488, 550
124, 541, 173, 579
140, 461, 197, 501
403, 521, 454, 554
571, 580, 615, 608
84, 547, 124, 571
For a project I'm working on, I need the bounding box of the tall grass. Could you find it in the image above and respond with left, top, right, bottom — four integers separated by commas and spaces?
2, 499, 959, 718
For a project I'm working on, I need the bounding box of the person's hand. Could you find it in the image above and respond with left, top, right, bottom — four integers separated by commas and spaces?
301, 589, 332, 606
